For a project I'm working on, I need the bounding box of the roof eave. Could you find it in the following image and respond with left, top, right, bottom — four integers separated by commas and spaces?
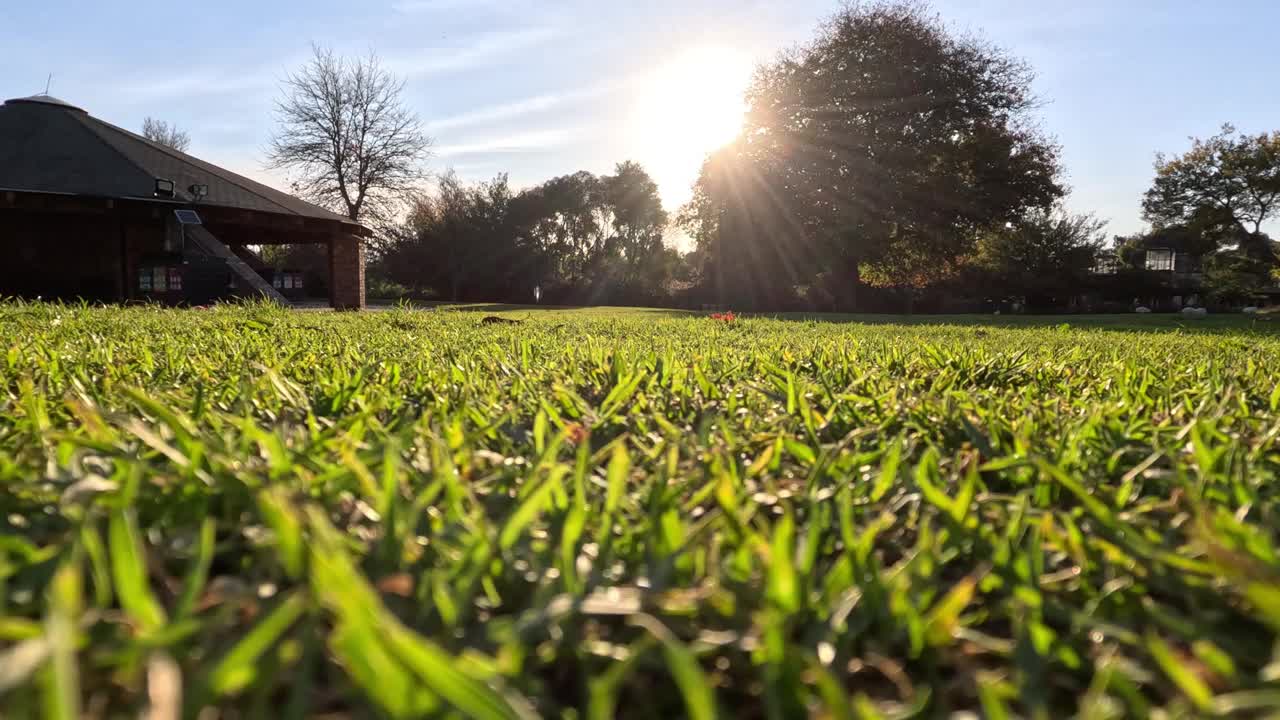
0, 187, 371, 236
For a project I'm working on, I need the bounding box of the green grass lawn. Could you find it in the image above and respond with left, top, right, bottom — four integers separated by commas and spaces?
3, 300, 1280, 718
415, 300, 1280, 333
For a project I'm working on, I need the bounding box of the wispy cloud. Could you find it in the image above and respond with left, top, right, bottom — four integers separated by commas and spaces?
386, 27, 559, 78
115, 52, 309, 100
435, 128, 576, 157
393, 0, 507, 12
118, 68, 273, 100
427, 94, 565, 133
118, 25, 555, 100
425, 81, 619, 134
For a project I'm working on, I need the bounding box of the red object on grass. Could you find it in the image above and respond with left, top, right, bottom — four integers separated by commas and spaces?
565, 423, 589, 445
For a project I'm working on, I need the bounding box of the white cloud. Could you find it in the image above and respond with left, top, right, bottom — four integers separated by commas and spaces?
426, 94, 565, 133
393, 0, 502, 12
424, 81, 620, 134
118, 68, 273, 99
115, 50, 311, 100
435, 128, 576, 157
386, 27, 559, 78
117, 24, 555, 101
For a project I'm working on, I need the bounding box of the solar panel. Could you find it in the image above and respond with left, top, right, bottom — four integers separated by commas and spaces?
174, 209, 203, 225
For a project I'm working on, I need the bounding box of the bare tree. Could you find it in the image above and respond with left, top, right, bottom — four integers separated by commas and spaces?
141, 117, 191, 153
268, 45, 432, 224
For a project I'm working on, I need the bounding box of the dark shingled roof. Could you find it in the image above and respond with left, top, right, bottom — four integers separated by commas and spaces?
0, 94, 360, 229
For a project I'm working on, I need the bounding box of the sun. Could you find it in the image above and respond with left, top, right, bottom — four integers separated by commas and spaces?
642, 46, 753, 155
631, 46, 753, 210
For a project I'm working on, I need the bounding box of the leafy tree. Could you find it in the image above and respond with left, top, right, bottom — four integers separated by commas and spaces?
1110, 235, 1148, 272
1143, 124, 1280, 236
971, 209, 1106, 309
514, 171, 604, 286
141, 117, 191, 153
381, 162, 674, 305
675, 154, 720, 261
518, 163, 672, 303
1106, 223, 1277, 309
382, 172, 539, 301
258, 243, 331, 297
1113, 224, 1219, 272
269, 45, 432, 226
597, 161, 670, 291
1202, 235, 1279, 305
1102, 227, 1209, 309
682, 0, 1062, 310
1203, 247, 1276, 305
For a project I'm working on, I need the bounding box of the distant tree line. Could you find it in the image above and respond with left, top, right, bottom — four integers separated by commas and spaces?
266, 1, 1279, 312
375, 162, 688, 306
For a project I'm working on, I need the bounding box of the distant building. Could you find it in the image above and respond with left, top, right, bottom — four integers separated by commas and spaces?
0, 94, 368, 308
1084, 235, 1203, 311
1091, 252, 1120, 276
1142, 247, 1203, 281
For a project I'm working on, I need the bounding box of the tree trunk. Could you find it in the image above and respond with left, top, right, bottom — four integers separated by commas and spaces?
847, 261, 860, 313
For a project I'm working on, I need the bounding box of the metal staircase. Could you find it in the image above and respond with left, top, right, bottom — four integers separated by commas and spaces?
184, 225, 288, 305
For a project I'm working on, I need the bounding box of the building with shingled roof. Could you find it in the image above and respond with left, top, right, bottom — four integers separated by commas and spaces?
0, 94, 368, 309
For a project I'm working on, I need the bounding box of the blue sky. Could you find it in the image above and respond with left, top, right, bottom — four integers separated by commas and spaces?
4, 0, 1279, 242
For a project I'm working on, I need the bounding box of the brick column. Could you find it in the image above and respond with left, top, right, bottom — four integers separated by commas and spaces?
328, 233, 365, 310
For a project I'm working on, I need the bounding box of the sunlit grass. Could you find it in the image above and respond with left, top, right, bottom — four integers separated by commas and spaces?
2, 300, 1280, 717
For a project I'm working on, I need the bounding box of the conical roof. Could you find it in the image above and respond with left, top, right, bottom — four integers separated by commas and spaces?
6, 94, 85, 111
0, 94, 361, 229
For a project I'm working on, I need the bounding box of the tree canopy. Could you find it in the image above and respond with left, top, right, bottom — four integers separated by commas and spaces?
971, 209, 1106, 306
1143, 124, 1280, 236
681, 0, 1062, 309
1203, 242, 1279, 305
380, 162, 680, 305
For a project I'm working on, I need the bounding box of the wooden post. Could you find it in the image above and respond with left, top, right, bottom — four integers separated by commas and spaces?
328, 233, 365, 310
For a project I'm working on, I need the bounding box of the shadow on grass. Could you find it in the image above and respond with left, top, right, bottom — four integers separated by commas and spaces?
403, 301, 699, 318
364, 300, 1279, 334
760, 311, 1280, 334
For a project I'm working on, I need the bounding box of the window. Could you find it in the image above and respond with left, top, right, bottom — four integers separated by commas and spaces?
1093, 255, 1119, 275
273, 274, 284, 289
282, 274, 294, 290
138, 266, 183, 293
1145, 249, 1175, 272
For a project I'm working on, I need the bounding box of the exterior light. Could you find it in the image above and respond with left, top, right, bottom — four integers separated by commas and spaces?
188, 184, 209, 200
154, 178, 175, 198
